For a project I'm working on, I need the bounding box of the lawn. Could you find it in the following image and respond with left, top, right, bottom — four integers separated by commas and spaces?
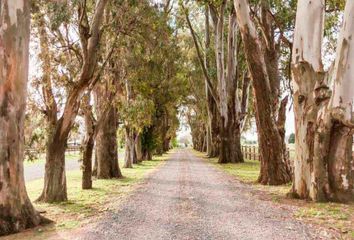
24, 152, 81, 166
6, 153, 169, 240
193, 150, 354, 239
24, 150, 125, 166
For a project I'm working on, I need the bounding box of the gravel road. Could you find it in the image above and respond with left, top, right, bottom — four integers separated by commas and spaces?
75, 149, 329, 240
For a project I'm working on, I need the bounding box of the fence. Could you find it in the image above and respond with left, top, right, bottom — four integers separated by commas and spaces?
241, 145, 293, 162
25, 145, 81, 155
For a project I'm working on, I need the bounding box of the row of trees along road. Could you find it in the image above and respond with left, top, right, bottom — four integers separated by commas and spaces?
0, 0, 187, 235
183, 0, 353, 201
0, 0, 353, 236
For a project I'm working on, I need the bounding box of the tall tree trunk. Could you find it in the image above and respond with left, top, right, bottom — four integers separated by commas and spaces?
292, 0, 353, 202
81, 94, 95, 189
82, 134, 94, 189
124, 127, 135, 168
234, 0, 291, 184
142, 127, 153, 161
95, 106, 122, 178
38, 0, 109, 202
207, 98, 220, 157
212, 4, 244, 164
38, 130, 67, 202
0, 0, 45, 235
184, 5, 220, 157
204, 6, 219, 158
135, 133, 143, 162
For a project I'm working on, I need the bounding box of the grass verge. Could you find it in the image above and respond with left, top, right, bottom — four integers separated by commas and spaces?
5, 153, 170, 240
24, 152, 81, 166
192, 150, 354, 239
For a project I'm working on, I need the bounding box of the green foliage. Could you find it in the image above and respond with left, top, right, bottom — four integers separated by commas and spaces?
171, 138, 178, 148
120, 96, 155, 132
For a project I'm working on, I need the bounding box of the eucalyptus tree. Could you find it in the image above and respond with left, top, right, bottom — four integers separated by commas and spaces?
0, 0, 45, 235
92, 0, 141, 178
183, 1, 250, 163
119, 2, 187, 163
291, 0, 353, 202
232, 0, 292, 184
33, 0, 110, 203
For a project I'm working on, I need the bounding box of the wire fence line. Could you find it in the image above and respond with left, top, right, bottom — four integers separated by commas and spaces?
241, 145, 294, 162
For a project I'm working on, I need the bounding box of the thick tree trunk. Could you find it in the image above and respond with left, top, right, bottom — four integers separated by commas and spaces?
204, 6, 220, 158
163, 136, 171, 152
234, 0, 291, 184
37, 129, 67, 202
82, 135, 94, 189
81, 94, 95, 189
219, 118, 243, 163
143, 149, 152, 161
213, 6, 244, 164
37, 0, 109, 202
95, 107, 122, 178
141, 127, 153, 161
0, 1, 45, 235
292, 0, 353, 202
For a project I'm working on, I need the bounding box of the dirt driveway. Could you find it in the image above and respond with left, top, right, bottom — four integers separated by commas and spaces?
72, 149, 330, 240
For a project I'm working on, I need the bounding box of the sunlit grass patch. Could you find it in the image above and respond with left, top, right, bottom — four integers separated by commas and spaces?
192, 149, 260, 183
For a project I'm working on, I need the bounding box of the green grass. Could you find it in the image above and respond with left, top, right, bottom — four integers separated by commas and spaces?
8, 153, 170, 239
192, 150, 260, 183
24, 150, 125, 166
192, 150, 354, 239
295, 203, 354, 238
24, 152, 81, 166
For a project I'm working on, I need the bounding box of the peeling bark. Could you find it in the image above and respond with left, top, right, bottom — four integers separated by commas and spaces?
234, 0, 291, 184
292, 0, 353, 202
95, 106, 122, 178
0, 0, 45, 235
124, 127, 135, 168
38, 0, 109, 202
135, 133, 143, 162
210, 3, 246, 164
81, 94, 95, 189
95, 84, 122, 178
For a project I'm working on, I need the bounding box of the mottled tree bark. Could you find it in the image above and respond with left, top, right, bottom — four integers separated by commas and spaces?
135, 133, 143, 162
205, 6, 220, 158
234, 0, 291, 184
81, 94, 95, 189
211, 4, 247, 164
124, 127, 135, 168
292, 0, 353, 202
40, 131, 68, 202
35, 6, 67, 201
38, 0, 109, 202
95, 104, 122, 178
0, 0, 44, 235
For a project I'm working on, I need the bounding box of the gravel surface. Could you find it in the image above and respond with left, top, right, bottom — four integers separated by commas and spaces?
75, 149, 329, 240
